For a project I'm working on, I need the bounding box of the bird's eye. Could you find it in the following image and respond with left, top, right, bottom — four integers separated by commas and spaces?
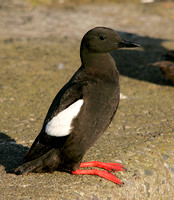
99, 36, 105, 40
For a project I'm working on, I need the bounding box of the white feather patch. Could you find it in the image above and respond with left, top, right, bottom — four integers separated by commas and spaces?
45, 99, 84, 137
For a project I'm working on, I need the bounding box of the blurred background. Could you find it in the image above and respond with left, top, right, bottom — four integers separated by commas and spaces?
0, 0, 174, 199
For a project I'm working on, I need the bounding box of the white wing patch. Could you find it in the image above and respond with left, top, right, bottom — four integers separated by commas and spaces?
45, 99, 84, 137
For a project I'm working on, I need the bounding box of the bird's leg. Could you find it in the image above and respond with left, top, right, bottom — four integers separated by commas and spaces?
71, 161, 126, 186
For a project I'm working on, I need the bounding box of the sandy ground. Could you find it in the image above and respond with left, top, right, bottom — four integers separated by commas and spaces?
0, 0, 174, 199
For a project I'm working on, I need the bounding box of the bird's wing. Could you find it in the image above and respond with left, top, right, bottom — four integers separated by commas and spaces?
23, 80, 84, 163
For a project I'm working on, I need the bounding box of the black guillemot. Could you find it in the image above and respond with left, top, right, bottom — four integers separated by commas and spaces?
14, 27, 140, 185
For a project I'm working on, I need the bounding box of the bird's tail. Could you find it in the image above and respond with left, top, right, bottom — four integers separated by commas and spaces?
13, 149, 60, 175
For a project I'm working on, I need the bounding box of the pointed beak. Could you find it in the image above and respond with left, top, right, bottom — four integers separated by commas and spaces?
118, 39, 140, 48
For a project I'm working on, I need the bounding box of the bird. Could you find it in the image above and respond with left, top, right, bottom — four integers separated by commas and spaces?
163, 50, 174, 62
152, 50, 174, 84
14, 27, 140, 185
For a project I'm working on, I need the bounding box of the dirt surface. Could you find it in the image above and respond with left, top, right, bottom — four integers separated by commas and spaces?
0, 0, 174, 199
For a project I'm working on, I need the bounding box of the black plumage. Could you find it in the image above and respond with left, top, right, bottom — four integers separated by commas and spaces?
14, 27, 139, 184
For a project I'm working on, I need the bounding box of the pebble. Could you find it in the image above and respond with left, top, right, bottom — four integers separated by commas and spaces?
169, 167, 174, 173
115, 159, 122, 163
144, 169, 153, 176
57, 63, 64, 69
161, 153, 169, 161
120, 93, 127, 100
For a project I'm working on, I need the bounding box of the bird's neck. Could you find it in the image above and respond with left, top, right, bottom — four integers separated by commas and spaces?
80, 47, 119, 80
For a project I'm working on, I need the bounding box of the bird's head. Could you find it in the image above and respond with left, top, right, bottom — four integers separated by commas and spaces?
81, 27, 140, 53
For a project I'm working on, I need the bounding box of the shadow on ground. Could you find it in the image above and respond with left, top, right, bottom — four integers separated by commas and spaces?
111, 31, 173, 86
0, 132, 28, 172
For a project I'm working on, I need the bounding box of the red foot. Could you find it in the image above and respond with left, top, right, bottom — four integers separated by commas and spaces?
72, 169, 123, 185
71, 161, 126, 186
80, 161, 126, 172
